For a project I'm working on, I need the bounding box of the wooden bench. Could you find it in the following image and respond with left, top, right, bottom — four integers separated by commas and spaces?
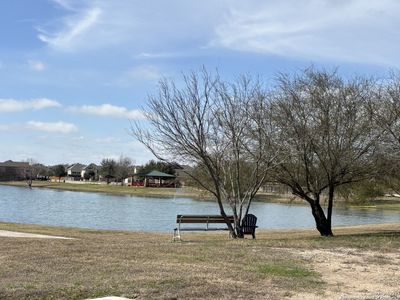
173, 215, 234, 241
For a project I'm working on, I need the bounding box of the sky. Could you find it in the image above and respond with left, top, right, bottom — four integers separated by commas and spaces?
0, 0, 399, 166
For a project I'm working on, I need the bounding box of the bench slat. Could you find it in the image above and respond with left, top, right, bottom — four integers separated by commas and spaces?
176, 215, 234, 223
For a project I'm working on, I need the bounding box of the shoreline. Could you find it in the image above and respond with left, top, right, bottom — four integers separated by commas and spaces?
1, 181, 400, 209
0, 180, 300, 204
1, 220, 399, 237
0, 180, 212, 200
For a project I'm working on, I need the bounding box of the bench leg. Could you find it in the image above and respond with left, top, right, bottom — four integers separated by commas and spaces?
172, 228, 181, 242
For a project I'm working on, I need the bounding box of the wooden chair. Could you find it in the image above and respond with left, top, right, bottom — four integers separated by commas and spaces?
242, 214, 258, 239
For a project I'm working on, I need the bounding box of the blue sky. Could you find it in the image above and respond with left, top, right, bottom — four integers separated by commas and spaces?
0, 0, 399, 165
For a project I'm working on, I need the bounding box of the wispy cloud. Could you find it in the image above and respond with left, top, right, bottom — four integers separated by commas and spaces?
135, 52, 183, 59
93, 136, 122, 144
118, 65, 161, 84
36, 0, 223, 52
68, 104, 145, 119
0, 98, 61, 112
0, 124, 14, 131
38, 7, 102, 50
26, 121, 78, 134
28, 60, 46, 71
51, 0, 75, 10
212, 0, 400, 66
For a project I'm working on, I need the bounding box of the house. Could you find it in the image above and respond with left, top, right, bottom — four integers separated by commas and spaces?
121, 165, 140, 185
66, 163, 86, 181
0, 160, 29, 181
81, 163, 98, 181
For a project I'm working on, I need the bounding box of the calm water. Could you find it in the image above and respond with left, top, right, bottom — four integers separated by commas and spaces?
0, 185, 398, 231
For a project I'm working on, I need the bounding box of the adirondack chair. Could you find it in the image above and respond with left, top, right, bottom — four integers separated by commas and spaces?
242, 214, 258, 239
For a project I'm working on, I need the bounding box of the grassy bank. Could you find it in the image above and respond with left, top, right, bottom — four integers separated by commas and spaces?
0, 181, 211, 200
0, 222, 399, 299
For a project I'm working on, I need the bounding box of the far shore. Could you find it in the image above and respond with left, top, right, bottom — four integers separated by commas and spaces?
1, 180, 400, 209
0, 180, 297, 203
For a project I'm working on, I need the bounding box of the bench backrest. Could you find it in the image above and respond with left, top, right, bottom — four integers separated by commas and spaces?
176, 215, 234, 224
242, 214, 257, 233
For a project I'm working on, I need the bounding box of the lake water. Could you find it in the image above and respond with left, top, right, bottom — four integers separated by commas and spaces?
0, 185, 398, 232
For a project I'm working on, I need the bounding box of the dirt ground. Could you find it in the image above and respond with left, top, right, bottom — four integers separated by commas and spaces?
287, 247, 400, 300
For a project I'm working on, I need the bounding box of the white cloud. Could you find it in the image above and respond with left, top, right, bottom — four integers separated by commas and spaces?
37, 0, 400, 66
94, 137, 122, 144
115, 65, 162, 85
26, 121, 78, 134
0, 124, 13, 131
38, 7, 102, 50
135, 52, 183, 59
0, 98, 61, 112
68, 104, 145, 119
51, 0, 74, 10
28, 60, 46, 71
212, 0, 400, 66
36, 0, 223, 52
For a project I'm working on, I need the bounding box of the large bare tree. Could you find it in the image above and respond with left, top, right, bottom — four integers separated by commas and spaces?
270, 68, 380, 236
369, 73, 400, 194
133, 69, 278, 238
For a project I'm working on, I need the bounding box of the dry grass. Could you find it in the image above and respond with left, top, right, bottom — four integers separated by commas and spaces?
0, 223, 400, 299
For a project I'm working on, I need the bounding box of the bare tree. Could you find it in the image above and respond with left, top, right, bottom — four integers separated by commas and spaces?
133, 69, 278, 238
116, 155, 135, 185
270, 68, 380, 236
369, 73, 400, 194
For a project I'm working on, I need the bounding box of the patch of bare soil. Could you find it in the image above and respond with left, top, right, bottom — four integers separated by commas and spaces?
284, 247, 400, 300
0, 230, 73, 239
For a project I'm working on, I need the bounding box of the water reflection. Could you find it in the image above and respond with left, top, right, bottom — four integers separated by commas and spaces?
0, 185, 398, 231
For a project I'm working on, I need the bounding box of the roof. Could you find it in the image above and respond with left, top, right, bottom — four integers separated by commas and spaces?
143, 170, 176, 178
83, 163, 98, 170
67, 163, 87, 171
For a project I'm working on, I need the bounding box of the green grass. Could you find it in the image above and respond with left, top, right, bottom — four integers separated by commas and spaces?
256, 262, 316, 278
0, 180, 211, 200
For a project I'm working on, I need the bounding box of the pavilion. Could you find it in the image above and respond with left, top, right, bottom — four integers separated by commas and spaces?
141, 170, 176, 187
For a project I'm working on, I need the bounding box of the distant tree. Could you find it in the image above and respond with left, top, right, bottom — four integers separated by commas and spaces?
83, 172, 91, 181
116, 156, 134, 184
133, 69, 278, 238
100, 158, 117, 184
25, 158, 37, 185
52, 165, 66, 182
270, 68, 380, 236
138, 160, 176, 175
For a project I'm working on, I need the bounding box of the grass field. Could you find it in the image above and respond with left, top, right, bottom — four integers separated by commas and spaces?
0, 222, 399, 299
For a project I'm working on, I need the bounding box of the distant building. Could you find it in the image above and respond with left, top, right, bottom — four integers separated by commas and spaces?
0, 160, 29, 181
81, 163, 98, 181
66, 163, 87, 181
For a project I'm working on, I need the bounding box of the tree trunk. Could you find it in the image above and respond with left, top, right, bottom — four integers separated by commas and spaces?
327, 185, 334, 229
309, 201, 333, 236
235, 219, 244, 238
